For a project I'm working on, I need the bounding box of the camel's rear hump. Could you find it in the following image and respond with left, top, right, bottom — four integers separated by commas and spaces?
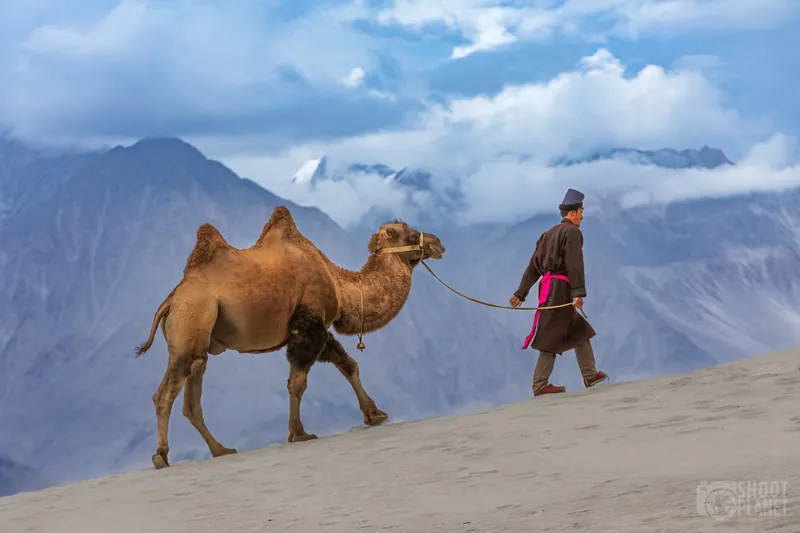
254, 205, 302, 248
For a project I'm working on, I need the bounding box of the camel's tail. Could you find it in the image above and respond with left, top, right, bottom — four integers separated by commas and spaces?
134, 291, 173, 358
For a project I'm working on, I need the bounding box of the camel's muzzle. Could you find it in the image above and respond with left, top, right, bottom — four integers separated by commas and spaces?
377, 231, 445, 260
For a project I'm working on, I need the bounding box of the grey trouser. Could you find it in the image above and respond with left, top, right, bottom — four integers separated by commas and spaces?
533, 340, 597, 394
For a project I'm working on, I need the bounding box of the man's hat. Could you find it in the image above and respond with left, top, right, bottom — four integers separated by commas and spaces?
559, 188, 584, 211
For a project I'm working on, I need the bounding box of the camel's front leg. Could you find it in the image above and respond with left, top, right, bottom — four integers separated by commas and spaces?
320, 333, 388, 426
285, 305, 328, 443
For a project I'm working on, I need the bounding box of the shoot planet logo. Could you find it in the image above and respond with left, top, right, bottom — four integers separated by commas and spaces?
696, 480, 789, 521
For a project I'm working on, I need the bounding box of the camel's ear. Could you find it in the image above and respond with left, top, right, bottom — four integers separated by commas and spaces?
385, 227, 398, 239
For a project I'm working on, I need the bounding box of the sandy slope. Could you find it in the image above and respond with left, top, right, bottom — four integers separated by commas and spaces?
2, 348, 799, 532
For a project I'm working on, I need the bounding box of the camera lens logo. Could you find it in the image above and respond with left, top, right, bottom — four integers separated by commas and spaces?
704, 486, 738, 521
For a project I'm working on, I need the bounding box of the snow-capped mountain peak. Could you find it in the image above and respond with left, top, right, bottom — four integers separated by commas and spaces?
385, 167, 433, 190
291, 156, 327, 185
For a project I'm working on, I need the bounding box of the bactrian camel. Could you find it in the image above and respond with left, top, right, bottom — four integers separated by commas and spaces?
135, 205, 446, 469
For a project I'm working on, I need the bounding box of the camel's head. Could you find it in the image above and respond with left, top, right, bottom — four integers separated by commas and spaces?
369, 220, 446, 265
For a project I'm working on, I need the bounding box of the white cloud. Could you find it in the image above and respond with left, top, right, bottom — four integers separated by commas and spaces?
733, 132, 797, 170
0, 0, 383, 142
450, 7, 520, 59
458, 133, 800, 224
224, 134, 800, 228
614, 134, 800, 207
229, 47, 746, 172
373, 0, 800, 58
615, 0, 800, 37
213, 47, 795, 227
375, 1, 554, 59
342, 67, 365, 88
254, 159, 417, 228
21, 1, 150, 56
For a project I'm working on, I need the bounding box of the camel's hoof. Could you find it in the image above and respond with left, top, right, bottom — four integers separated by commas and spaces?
288, 432, 318, 443
364, 409, 389, 426
213, 447, 238, 458
152, 452, 169, 470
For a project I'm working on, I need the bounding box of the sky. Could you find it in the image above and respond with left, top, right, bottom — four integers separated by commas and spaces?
1, 0, 800, 226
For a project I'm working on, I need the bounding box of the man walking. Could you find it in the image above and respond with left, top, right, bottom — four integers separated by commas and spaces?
509, 188, 607, 396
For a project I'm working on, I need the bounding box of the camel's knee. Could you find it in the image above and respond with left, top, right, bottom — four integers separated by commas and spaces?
287, 371, 308, 398
153, 357, 192, 412
181, 398, 201, 421
338, 356, 358, 377
181, 359, 207, 418
153, 393, 175, 418
152, 383, 174, 414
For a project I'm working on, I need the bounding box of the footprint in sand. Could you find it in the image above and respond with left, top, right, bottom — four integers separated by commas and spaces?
700, 415, 728, 423
776, 374, 800, 386
669, 376, 691, 387
680, 426, 714, 434
712, 404, 741, 412
753, 372, 781, 380
738, 408, 764, 419
496, 503, 522, 510
653, 414, 692, 427
601, 396, 639, 410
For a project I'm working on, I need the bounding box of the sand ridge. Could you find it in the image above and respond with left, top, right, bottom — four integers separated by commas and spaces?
1, 347, 799, 532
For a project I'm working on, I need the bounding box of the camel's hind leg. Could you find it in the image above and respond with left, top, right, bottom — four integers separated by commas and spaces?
151, 298, 218, 469
319, 333, 388, 426
151, 350, 191, 469
182, 356, 237, 459
285, 304, 328, 443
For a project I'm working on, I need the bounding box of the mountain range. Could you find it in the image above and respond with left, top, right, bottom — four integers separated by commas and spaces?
284, 145, 734, 229
1, 135, 797, 499
288, 146, 733, 194
550, 145, 734, 169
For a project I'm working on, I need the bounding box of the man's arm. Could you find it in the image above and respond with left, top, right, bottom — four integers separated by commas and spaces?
513, 237, 542, 302
563, 226, 587, 298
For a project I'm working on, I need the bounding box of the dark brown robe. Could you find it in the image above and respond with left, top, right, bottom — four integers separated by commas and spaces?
513, 218, 596, 354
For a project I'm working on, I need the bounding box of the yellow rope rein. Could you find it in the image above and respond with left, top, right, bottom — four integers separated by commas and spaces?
419, 260, 588, 318
355, 235, 588, 352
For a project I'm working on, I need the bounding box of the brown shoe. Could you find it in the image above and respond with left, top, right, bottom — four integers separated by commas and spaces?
584, 371, 608, 388
534, 383, 566, 396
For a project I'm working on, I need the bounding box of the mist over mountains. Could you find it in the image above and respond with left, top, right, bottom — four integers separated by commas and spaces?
1, 135, 798, 498
285, 146, 733, 199
281, 145, 735, 229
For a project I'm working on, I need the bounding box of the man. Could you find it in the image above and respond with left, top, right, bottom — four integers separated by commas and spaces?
509, 188, 607, 396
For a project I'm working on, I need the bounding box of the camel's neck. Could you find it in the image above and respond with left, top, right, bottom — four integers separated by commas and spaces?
330, 253, 414, 336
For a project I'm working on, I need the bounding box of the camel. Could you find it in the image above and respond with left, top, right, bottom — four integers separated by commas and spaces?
134, 205, 446, 470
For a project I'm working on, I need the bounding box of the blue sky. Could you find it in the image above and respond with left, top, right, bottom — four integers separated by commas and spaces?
1, 0, 799, 225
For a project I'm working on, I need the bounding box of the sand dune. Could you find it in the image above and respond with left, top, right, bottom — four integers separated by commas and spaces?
2, 347, 799, 532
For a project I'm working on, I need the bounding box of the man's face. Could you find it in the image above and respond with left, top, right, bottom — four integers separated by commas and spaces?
569, 207, 584, 226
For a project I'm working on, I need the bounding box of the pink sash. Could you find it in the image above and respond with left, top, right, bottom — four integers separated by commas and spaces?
521, 271, 570, 349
